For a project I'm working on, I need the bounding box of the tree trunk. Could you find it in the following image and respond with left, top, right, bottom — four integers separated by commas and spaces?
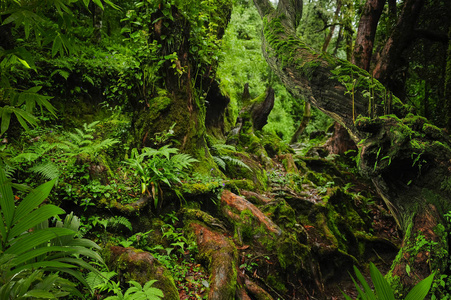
322, 0, 342, 53
372, 0, 425, 99
352, 0, 386, 71
253, 0, 451, 290
133, 2, 232, 167
290, 102, 311, 144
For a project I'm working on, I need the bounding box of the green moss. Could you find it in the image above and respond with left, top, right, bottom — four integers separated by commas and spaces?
267, 274, 288, 293
181, 181, 222, 195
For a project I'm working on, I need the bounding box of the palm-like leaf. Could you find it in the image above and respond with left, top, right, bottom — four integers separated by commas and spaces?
0, 167, 104, 298
404, 272, 435, 300
369, 263, 395, 300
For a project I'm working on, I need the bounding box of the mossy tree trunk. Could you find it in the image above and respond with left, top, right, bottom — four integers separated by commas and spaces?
253, 0, 451, 290
133, 2, 232, 167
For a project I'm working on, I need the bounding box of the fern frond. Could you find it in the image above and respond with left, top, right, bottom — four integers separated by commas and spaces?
84, 121, 100, 132
156, 145, 179, 159
108, 216, 132, 231
10, 152, 40, 163
171, 153, 198, 169
212, 156, 226, 170
29, 161, 60, 180
222, 156, 252, 172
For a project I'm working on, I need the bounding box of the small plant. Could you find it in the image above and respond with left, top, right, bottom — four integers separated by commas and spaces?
343, 262, 435, 300
104, 280, 163, 300
210, 143, 251, 172
60, 121, 119, 162
123, 145, 197, 210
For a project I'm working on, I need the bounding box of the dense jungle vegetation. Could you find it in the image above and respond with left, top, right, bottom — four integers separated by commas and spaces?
0, 0, 450, 299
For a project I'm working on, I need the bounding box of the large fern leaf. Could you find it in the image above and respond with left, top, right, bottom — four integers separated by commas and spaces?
221, 155, 252, 172
29, 161, 60, 180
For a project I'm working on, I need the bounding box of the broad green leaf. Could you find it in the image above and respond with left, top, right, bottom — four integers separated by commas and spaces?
370, 263, 395, 300
2, 11, 22, 25
354, 265, 377, 300
17, 57, 31, 69
1, 107, 12, 135
404, 272, 435, 300
5, 227, 76, 255
11, 246, 80, 266
52, 35, 62, 57
0, 168, 15, 236
10, 205, 64, 239
104, 0, 121, 10
13, 179, 57, 225
92, 0, 104, 10
22, 289, 56, 298
11, 260, 77, 276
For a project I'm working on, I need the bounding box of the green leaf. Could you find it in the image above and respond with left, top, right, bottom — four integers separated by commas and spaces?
22, 289, 56, 298
354, 265, 377, 300
13, 178, 57, 225
0, 168, 15, 241
5, 227, 76, 255
52, 35, 62, 57
370, 263, 395, 300
404, 272, 435, 300
0, 107, 12, 136
92, 0, 104, 10
9, 205, 64, 239
17, 57, 31, 69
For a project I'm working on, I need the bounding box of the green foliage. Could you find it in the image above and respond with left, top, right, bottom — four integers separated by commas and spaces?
93, 215, 133, 232
0, 167, 104, 298
60, 121, 119, 161
210, 143, 251, 172
123, 145, 198, 209
343, 263, 435, 300
104, 280, 164, 300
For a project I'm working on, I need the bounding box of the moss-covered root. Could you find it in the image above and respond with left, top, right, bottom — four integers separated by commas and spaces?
106, 246, 179, 300
185, 221, 238, 299
221, 190, 282, 238
243, 276, 274, 300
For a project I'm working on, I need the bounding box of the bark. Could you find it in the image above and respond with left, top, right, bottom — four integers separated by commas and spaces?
253, 0, 451, 290
352, 0, 386, 71
290, 102, 311, 144
324, 122, 357, 155
372, 0, 425, 98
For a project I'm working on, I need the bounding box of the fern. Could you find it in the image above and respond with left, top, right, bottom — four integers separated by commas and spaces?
221, 155, 252, 172
29, 161, 60, 180
213, 156, 226, 170
210, 143, 251, 172
108, 216, 133, 231
104, 280, 164, 300
61, 121, 119, 160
